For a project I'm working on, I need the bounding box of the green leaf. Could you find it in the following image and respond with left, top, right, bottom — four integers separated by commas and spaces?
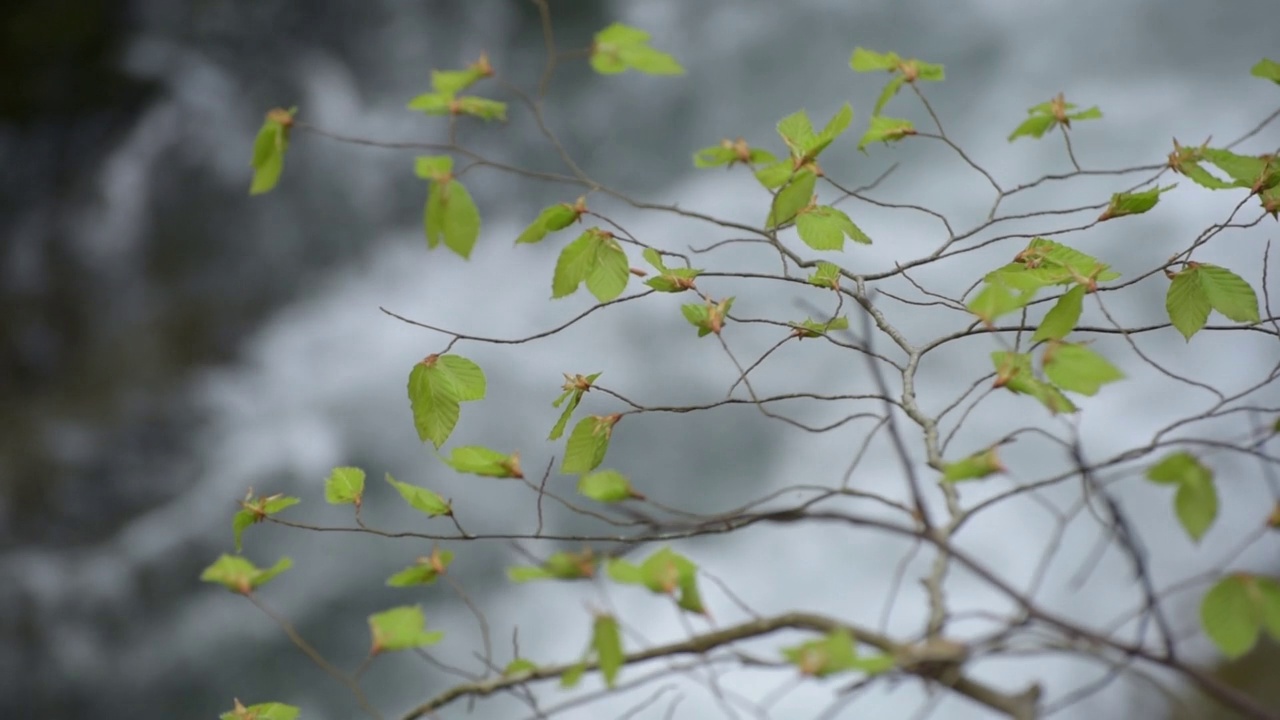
221, 701, 300, 720
1146, 452, 1216, 541
201, 554, 292, 594
777, 110, 818, 158
606, 558, 644, 584
1259, 578, 1280, 641
414, 155, 454, 181
681, 297, 734, 337
578, 469, 639, 502
552, 228, 629, 301
454, 96, 507, 122
441, 446, 522, 478
1033, 285, 1086, 342
968, 282, 1032, 325
1166, 269, 1211, 340
638, 547, 703, 613
808, 261, 842, 289
858, 116, 915, 150
1007, 114, 1057, 142
693, 144, 737, 168
560, 661, 587, 688
369, 605, 444, 654
1202, 575, 1262, 658
408, 363, 459, 448
591, 23, 684, 76
387, 549, 454, 587
1020, 238, 1120, 283
766, 171, 817, 228
1252, 58, 1280, 85
505, 658, 538, 676
1196, 264, 1260, 323
407, 91, 451, 114
941, 447, 1005, 482
1099, 185, 1171, 221
795, 205, 871, 250
232, 494, 300, 552
517, 203, 580, 244
849, 47, 902, 72
1175, 475, 1218, 542
818, 103, 854, 146
593, 615, 625, 687
431, 68, 482, 95
249, 108, 296, 195
991, 351, 1077, 414
424, 182, 443, 249
325, 466, 366, 505
1042, 342, 1124, 396
509, 550, 596, 583
562, 416, 613, 475
386, 473, 452, 517
754, 160, 795, 190
436, 180, 481, 259
1068, 106, 1103, 121
1146, 451, 1211, 485
872, 75, 907, 116
1202, 148, 1279, 189
433, 354, 486, 401
782, 629, 860, 677
550, 373, 600, 441
791, 316, 850, 339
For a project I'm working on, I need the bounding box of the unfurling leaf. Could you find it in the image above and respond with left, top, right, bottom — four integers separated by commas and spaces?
368, 605, 444, 654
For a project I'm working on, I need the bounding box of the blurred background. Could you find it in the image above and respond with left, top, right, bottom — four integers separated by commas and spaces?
2, 0, 1278, 718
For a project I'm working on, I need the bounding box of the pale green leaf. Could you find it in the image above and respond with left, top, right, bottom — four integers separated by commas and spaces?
1166, 269, 1212, 340
1042, 342, 1124, 396
325, 466, 366, 505
1033, 285, 1086, 342
369, 605, 444, 653
386, 473, 452, 517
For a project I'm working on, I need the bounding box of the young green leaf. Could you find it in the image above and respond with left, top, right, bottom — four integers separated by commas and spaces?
201, 554, 293, 594
1007, 114, 1057, 142
433, 354, 487, 400
431, 68, 483, 95
776, 109, 818, 158
766, 171, 817, 228
637, 547, 704, 613
1252, 58, 1280, 85
1201, 575, 1264, 658
562, 416, 616, 475
505, 658, 538, 676
1166, 269, 1212, 340
442, 446, 523, 478
387, 549, 455, 587
550, 372, 601, 440
232, 493, 300, 552
1201, 148, 1280, 190
991, 351, 1077, 414
1146, 451, 1217, 541
590, 23, 684, 75
369, 605, 444, 654
808, 261, 842, 289
560, 661, 587, 688
454, 96, 507, 122
325, 466, 366, 505
1099, 185, 1171, 221
578, 469, 641, 502
221, 700, 300, 720
681, 297, 734, 336
436, 180, 481, 258
858, 116, 916, 150
849, 47, 902, 72
606, 558, 644, 584
516, 203, 580, 244
1008, 94, 1101, 142
1042, 342, 1124, 396
407, 354, 485, 447
791, 316, 850, 339
508, 549, 597, 583
552, 228, 629, 301
592, 615, 625, 688
754, 160, 795, 189
1033, 285, 1086, 342
795, 206, 871, 250
1175, 475, 1219, 542
782, 629, 860, 677
967, 282, 1032, 325
386, 473, 452, 517
414, 155, 454, 182
941, 447, 1005, 482
1196, 264, 1260, 323
249, 108, 296, 195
